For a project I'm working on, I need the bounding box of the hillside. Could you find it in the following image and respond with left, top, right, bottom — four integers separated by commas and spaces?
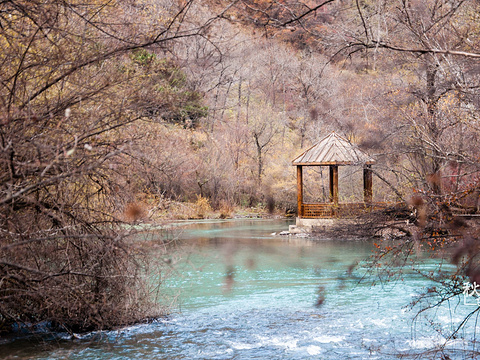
2, 0, 480, 334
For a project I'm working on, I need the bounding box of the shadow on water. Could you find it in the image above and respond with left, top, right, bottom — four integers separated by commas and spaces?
1, 219, 477, 359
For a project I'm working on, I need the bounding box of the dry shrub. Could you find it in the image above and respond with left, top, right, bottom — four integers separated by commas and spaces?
194, 195, 212, 219
153, 201, 190, 220
151, 197, 211, 220
124, 202, 146, 222
266, 194, 276, 214
0, 223, 163, 334
0, 169, 164, 335
218, 200, 234, 219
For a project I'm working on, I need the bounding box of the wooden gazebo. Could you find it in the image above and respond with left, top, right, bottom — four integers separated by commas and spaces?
292, 132, 376, 218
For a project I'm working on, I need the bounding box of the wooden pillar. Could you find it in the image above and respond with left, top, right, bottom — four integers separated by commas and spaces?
297, 165, 303, 217
329, 165, 339, 205
363, 165, 373, 205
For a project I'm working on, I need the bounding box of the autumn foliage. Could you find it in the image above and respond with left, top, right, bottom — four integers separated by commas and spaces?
2, 0, 480, 337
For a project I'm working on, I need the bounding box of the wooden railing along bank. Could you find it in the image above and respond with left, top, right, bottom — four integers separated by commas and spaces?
300, 202, 387, 218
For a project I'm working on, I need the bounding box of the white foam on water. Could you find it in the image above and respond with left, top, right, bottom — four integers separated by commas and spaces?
437, 314, 465, 325
351, 319, 365, 329
198, 347, 234, 358
370, 318, 389, 327
229, 342, 257, 350
230, 337, 326, 356
256, 335, 298, 350
306, 345, 322, 355
404, 336, 446, 349
313, 335, 344, 343
271, 337, 298, 350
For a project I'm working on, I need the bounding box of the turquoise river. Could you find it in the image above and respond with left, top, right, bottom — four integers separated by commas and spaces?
1, 219, 479, 359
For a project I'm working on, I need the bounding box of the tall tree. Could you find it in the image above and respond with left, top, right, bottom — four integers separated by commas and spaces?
0, 0, 213, 333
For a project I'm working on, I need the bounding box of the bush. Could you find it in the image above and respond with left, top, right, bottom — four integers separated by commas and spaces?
0, 216, 162, 334
194, 195, 212, 219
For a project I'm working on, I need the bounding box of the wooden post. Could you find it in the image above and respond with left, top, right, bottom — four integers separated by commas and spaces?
329, 166, 333, 203
363, 165, 373, 206
297, 165, 303, 217
329, 165, 339, 204
330, 165, 339, 216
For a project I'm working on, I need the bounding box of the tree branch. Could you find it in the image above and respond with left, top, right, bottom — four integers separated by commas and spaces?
349, 40, 480, 59
281, 0, 337, 27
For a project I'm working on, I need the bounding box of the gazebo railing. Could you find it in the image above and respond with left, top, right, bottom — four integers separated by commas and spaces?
302, 203, 334, 218
301, 202, 386, 218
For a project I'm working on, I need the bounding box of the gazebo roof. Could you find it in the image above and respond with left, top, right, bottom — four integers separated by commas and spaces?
292, 132, 376, 166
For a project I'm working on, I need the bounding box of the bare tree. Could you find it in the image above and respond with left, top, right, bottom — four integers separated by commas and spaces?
0, 0, 218, 333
